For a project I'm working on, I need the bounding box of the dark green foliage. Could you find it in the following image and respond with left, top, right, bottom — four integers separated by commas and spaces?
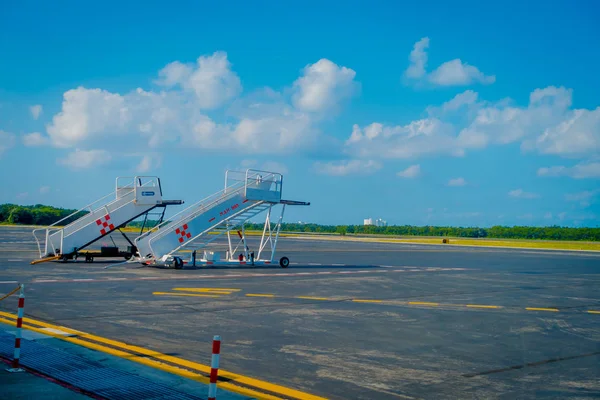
244, 223, 600, 241
0, 204, 87, 226
2, 203, 598, 241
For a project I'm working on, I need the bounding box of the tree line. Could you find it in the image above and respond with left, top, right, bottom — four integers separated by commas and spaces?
1, 203, 598, 241
0, 204, 86, 226
245, 223, 600, 241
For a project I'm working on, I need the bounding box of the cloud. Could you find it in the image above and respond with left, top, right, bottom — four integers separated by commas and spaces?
16, 192, 28, 200
440, 90, 479, 113
47, 87, 129, 148
235, 160, 287, 174
292, 58, 357, 113
260, 161, 288, 174
397, 164, 421, 178
345, 86, 600, 164
447, 177, 467, 187
136, 154, 162, 173
43, 54, 356, 157
30, 105, 42, 120
508, 189, 539, 199
23, 132, 49, 146
428, 59, 496, 86
314, 160, 382, 176
537, 162, 600, 179
58, 149, 111, 169
565, 189, 599, 207
404, 37, 429, 79
345, 118, 464, 159
156, 51, 242, 109
404, 37, 495, 87
39, 186, 50, 194
0, 130, 15, 157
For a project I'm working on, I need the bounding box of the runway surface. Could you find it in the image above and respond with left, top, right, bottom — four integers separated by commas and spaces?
1, 226, 599, 399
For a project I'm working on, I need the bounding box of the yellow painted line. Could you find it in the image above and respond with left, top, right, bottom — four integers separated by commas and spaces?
526, 307, 559, 312
295, 296, 332, 301
588, 310, 600, 314
352, 299, 383, 303
173, 289, 234, 294
0, 312, 325, 400
173, 288, 241, 292
246, 294, 275, 298
153, 292, 221, 298
408, 301, 439, 306
466, 304, 501, 309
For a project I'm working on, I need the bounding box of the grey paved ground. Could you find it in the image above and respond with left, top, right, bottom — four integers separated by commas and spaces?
1, 226, 599, 399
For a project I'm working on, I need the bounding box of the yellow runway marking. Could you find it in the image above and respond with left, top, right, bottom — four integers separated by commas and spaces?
153, 292, 221, 298
352, 299, 383, 303
174, 287, 241, 292
408, 301, 439, 306
0, 311, 325, 400
246, 294, 275, 298
526, 307, 559, 312
588, 310, 600, 314
466, 304, 501, 309
295, 296, 332, 301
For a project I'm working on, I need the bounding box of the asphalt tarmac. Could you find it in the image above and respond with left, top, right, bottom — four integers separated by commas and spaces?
1, 226, 599, 399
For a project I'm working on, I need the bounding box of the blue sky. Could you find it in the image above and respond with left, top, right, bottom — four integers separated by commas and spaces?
1, 0, 599, 227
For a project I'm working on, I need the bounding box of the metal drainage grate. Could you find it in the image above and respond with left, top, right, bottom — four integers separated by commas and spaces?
0, 331, 204, 400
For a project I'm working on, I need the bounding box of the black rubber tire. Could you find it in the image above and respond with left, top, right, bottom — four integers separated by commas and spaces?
279, 256, 289, 268
173, 257, 184, 269
85, 256, 93, 263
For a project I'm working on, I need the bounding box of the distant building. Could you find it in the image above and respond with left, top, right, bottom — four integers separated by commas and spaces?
375, 218, 387, 227
364, 218, 387, 227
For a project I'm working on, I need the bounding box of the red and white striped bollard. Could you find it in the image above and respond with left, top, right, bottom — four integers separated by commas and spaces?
8, 284, 25, 373
208, 335, 221, 400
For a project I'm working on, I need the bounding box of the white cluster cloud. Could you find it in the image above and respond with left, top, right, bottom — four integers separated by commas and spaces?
156, 51, 242, 109
30, 105, 43, 120
39, 186, 50, 194
345, 87, 600, 173
404, 37, 495, 87
36, 52, 358, 166
58, 149, 112, 169
565, 189, 599, 207
136, 154, 162, 173
537, 162, 600, 179
508, 189, 539, 199
397, 164, 421, 178
314, 159, 381, 176
447, 177, 467, 187
23, 132, 49, 146
0, 130, 15, 157
293, 59, 357, 113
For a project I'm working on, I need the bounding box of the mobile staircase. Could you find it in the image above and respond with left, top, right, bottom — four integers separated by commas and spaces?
134, 169, 309, 268
32, 176, 182, 263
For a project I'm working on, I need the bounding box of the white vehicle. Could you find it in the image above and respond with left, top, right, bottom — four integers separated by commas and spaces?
133, 169, 309, 268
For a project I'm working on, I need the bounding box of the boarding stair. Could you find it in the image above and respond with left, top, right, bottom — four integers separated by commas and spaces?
134, 169, 305, 265
33, 176, 181, 261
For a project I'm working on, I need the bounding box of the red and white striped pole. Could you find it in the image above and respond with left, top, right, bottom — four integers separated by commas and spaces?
8, 284, 25, 373
208, 335, 221, 400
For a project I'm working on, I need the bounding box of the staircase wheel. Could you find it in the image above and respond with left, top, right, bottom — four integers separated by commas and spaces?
279, 256, 289, 268
173, 257, 184, 269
